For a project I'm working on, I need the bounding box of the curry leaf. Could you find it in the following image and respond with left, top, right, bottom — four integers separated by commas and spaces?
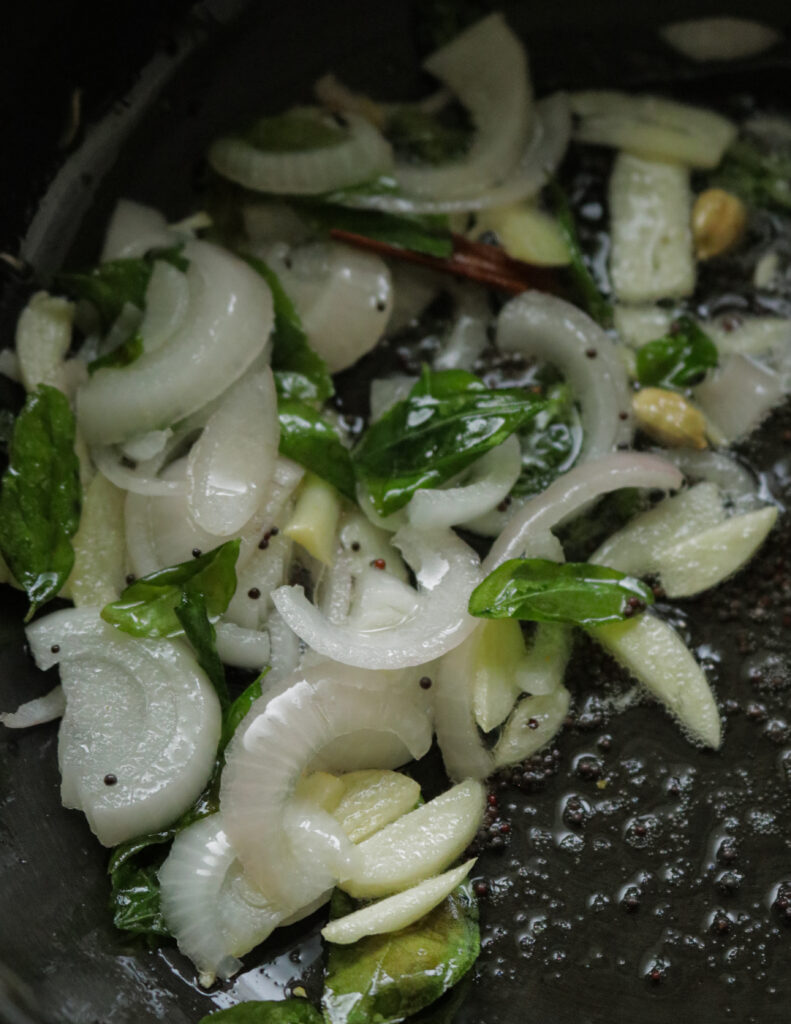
353, 366, 545, 515
512, 382, 582, 498
88, 333, 144, 374
385, 104, 472, 166
711, 138, 791, 213
322, 881, 479, 1024
101, 539, 240, 639
0, 385, 81, 620
278, 399, 356, 500
547, 179, 613, 328
468, 558, 654, 625
109, 861, 170, 941
301, 203, 453, 259
198, 1001, 323, 1024
220, 671, 266, 752
243, 255, 333, 402
244, 110, 347, 152
635, 316, 718, 389
175, 591, 230, 709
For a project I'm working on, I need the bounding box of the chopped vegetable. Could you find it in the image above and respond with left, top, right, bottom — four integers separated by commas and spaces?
635, 316, 719, 389
277, 399, 356, 499
198, 1002, 322, 1024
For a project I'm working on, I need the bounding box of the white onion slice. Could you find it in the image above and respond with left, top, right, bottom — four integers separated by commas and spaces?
214, 622, 271, 670
272, 526, 482, 669
342, 779, 485, 899
92, 445, 187, 497
484, 452, 684, 574
187, 368, 279, 537
0, 685, 65, 729
348, 93, 570, 215
159, 815, 282, 987
27, 608, 221, 846
138, 259, 191, 355
220, 661, 432, 907
497, 292, 633, 467
655, 448, 761, 512
694, 355, 784, 443
224, 534, 293, 631
408, 436, 521, 530
101, 199, 171, 261
391, 14, 532, 201
660, 17, 782, 62
209, 111, 393, 195
492, 687, 570, 769
433, 284, 490, 372
263, 241, 392, 374
323, 859, 476, 945
77, 239, 273, 445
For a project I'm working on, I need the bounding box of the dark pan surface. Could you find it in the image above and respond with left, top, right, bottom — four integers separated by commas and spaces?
2, 3, 791, 1022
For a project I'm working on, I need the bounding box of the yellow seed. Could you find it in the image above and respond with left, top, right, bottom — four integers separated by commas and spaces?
632, 387, 708, 450
692, 188, 747, 260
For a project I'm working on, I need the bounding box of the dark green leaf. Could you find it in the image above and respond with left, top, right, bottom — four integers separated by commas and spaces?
512, 382, 582, 498
175, 591, 230, 709
468, 558, 655, 625
0, 385, 81, 620
243, 255, 333, 402
88, 332, 144, 374
221, 672, 265, 752
547, 179, 613, 328
278, 399, 356, 500
353, 366, 545, 515
301, 203, 453, 259
711, 138, 791, 213
198, 1001, 323, 1024
385, 104, 472, 166
244, 110, 347, 152
322, 881, 479, 1024
101, 539, 240, 639
109, 861, 170, 940
635, 316, 719, 389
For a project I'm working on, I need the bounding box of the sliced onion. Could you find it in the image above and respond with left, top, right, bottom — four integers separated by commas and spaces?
485, 452, 684, 574
341, 779, 485, 899
369, 375, 417, 422
0, 685, 65, 729
272, 526, 482, 669
119, 429, 173, 465
660, 17, 782, 62
27, 608, 221, 846
391, 14, 532, 202
209, 111, 392, 195
77, 239, 273, 445
214, 622, 271, 670
0, 348, 20, 382
67, 471, 127, 607
220, 661, 432, 907
654, 448, 761, 512
348, 93, 570, 215
407, 435, 521, 530
138, 259, 191, 355
265, 610, 303, 682
187, 368, 279, 537
101, 199, 171, 261
497, 292, 633, 468
224, 534, 293, 630
492, 687, 570, 768
433, 284, 490, 371
694, 354, 784, 443
323, 859, 476, 945
159, 815, 282, 987
15, 291, 74, 394
264, 241, 392, 373
92, 445, 187, 497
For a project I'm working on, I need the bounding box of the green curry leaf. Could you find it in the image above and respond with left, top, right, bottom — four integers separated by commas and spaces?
635, 316, 718, 389
278, 399, 356, 500
198, 1001, 323, 1024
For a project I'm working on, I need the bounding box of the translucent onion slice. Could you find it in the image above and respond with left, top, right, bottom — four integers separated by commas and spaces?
265, 241, 392, 373
187, 368, 279, 537
214, 622, 271, 670
77, 239, 273, 445
138, 259, 191, 355
590, 482, 726, 576
323, 859, 476, 945
101, 199, 172, 261
225, 534, 293, 631
570, 91, 737, 169
0, 685, 65, 729
694, 355, 784, 443
159, 815, 282, 987
208, 111, 393, 195
341, 779, 485, 899
407, 435, 522, 530
497, 292, 633, 469
391, 14, 532, 202
220, 661, 432, 907
272, 526, 482, 669
433, 284, 490, 372
348, 93, 570, 215
331, 770, 421, 844
660, 17, 782, 62
492, 687, 570, 768
485, 452, 684, 574
27, 608, 221, 845
91, 445, 187, 497
589, 614, 721, 748
15, 291, 74, 394
655, 448, 761, 512
654, 506, 777, 598
65, 471, 127, 607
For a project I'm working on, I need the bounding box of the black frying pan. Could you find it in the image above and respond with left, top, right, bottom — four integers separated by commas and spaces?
2, 2, 791, 1022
